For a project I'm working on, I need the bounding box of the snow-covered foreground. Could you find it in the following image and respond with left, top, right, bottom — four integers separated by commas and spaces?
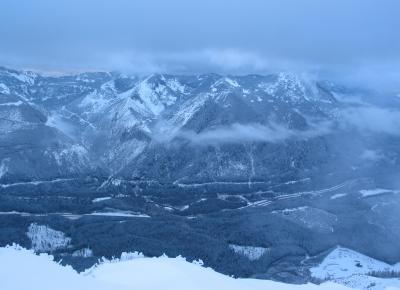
0, 245, 351, 290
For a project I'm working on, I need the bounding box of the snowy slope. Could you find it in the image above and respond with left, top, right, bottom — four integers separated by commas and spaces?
27, 223, 71, 252
0, 245, 352, 290
311, 247, 400, 290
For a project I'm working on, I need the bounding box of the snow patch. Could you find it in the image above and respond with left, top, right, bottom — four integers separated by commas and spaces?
331, 193, 347, 200
0, 178, 77, 189
224, 77, 240, 87
0, 100, 23, 106
73, 248, 94, 258
53, 144, 88, 167
92, 197, 112, 203
27, 223, 71, 252
258, 73, 308, 102
311, 247, 400, 290
137, 79, 166, 115
229, 244, 270, 261
80, 90, 112, 113
0, 83, 10, 94
8, 71, 36, 84
166, 78, 185, 93
0, 159, 9, 179
88, 211, 150, 218
359, 188, 396, 197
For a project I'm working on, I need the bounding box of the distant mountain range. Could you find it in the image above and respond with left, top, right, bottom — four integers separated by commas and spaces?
1, 66, 400, 284
1, 66, 398, 185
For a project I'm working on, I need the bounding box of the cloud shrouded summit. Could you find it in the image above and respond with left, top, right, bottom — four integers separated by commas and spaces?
1, 0, 399, 86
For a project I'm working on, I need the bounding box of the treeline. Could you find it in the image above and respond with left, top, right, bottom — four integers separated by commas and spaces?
368, 270, 400, 278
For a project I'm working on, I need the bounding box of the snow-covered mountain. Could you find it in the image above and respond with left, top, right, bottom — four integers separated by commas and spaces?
1, 66, 400, 285
311, 247, 400, 290
1, 66, 398, 184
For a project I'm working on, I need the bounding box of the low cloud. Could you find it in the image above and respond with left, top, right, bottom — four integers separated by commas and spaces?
151, 105, 400, 146
98, 49, 297, 76
153, 121, 332, 145
1, 0, 400, 93
340, 107, 400, 136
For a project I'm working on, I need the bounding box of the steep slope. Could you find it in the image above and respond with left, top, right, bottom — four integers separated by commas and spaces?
0, 92, 95, 183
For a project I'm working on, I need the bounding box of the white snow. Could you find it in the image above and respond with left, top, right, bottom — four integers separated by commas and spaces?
229, 244, 270, 261
0, 211, 48, 217
111, 179, 122, 186
27, 223, 71, 252
9, 71, 36, 84
0, 178, 77, 188
273, 206, 309, 214
0, 158, 9, 179
311, 247, 400, 279
0, 100, 23, 106
112, 89, 154, 129
311, 247, 400, 290
0, 83, 10, 94
224, 77, 240, 87
331, 193, 348, 200
174, 180, 270, 188
0, 245, 352, 290
79, 90, 112, 113
258, 72, 308, 102
359, 188, 395, 197
137, 79, 166, 115
166, 78, 186, 93
170, 93, 210, 127
0, 211, 149, 220
92, 197, 112, 203
73, 248, 94, 258
53, 144, 89, 167
88, 211, 150, 218
100, 80, 116, 91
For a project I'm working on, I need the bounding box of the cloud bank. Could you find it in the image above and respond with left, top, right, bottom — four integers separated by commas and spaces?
1, 0, 399, 90
341, 107, 400, 136
152, 104, 400, 146
152, 121, 333, 145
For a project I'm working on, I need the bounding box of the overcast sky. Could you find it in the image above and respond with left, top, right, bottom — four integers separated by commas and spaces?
1, 0, 399, 85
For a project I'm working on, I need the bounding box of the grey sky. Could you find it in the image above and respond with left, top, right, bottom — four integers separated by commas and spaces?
1, 0, 399, 81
